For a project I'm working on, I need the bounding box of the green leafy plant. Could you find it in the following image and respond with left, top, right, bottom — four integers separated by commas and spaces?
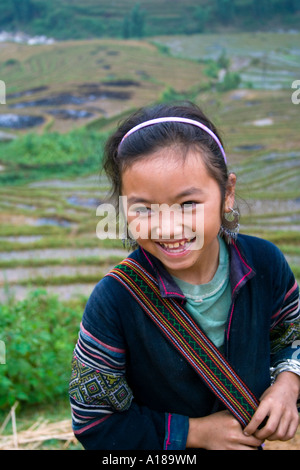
0, 290, 83, 409
0, 129, 108, 185
217, 71, 241, 92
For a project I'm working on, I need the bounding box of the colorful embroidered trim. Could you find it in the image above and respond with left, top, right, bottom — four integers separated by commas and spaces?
108, 258, 259, 428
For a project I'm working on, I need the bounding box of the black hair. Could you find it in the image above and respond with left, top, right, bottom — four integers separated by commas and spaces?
103, 102, 229, 214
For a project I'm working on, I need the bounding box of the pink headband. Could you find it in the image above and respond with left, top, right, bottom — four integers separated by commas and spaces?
119, 117, 227, 163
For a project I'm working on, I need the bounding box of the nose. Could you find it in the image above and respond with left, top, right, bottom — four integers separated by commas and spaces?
151, 206, 183, 240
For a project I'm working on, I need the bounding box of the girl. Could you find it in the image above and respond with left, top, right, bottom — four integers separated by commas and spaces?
69, 102, 300, 450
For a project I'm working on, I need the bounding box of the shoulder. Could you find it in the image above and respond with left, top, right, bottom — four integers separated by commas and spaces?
81, 250, 139, 341
81, 248, 153, 341
236, 233, 285, 265
236, 234, 296, 288
84, 247, 149, 311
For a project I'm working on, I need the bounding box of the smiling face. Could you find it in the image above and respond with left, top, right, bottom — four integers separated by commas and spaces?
121, 145, 236, 284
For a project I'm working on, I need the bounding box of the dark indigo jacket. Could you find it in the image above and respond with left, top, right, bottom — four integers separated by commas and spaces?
69, 234, 300, 450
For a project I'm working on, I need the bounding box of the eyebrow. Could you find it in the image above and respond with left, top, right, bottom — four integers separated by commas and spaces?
176, 187, 204, 198
127, 187, 204, 205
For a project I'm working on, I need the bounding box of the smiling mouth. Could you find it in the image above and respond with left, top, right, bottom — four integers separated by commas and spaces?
155, 237, 196, 254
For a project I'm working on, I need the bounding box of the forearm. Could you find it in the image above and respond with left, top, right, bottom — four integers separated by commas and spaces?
274, 370, 300, 402
243, 370, 300, 441
70, 353, 168, 450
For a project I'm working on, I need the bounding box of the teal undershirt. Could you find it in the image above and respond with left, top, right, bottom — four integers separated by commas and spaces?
171, 237, 231, 349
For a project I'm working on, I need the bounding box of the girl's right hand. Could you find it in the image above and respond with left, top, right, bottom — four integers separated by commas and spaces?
186, 410, 264, 450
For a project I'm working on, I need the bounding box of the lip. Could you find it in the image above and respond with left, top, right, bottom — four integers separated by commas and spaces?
154, 237, 196, 258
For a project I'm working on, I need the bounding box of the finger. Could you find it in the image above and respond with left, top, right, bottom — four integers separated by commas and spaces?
266, 412, 299, 442
243, 406, 270, 436
284, 418, 300, 441
253, 408, 283, 440
237, 445, 262, 450
272, 413, 293, 441
242, 435, 264, 448
228, 438, 264, 451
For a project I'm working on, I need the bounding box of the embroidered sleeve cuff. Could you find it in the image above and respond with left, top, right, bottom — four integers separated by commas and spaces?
163, 413, 189, 450
270, 359, 300, 383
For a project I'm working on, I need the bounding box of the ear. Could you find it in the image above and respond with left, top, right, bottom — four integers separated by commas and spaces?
224, 172, 237, 212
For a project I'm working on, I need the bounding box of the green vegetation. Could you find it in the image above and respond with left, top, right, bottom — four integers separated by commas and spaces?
122, 3, 146, 39
0, 289, 83, 408
216, 71, 241, 91
0, 129, 107, 185
0, 0, 299, 40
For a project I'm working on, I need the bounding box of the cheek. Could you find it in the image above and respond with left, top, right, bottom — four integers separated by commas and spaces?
202, 203, 223, 236
127, 214, 152, 240
183, 208, 204, 235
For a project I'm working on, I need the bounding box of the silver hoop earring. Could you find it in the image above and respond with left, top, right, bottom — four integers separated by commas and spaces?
219, 207, 240, 244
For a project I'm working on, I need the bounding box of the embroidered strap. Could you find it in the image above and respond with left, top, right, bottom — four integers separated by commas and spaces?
108, 258, 259, 427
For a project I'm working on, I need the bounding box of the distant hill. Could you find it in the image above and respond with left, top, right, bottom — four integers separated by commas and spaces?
0, 0, 299, 40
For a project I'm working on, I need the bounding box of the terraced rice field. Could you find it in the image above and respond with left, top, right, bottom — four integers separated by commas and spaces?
0, 33, 299, 302
0, 38, 208, 134
154, 32, 300, 90
0, 174, 128, 302
218, 89, 300, 281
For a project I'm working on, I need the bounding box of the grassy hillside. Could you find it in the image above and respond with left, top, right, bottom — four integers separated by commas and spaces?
0, 0, 299, 39
0, 39, 207, 96
0, 38, 208, 139
1, 31, 299, 139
